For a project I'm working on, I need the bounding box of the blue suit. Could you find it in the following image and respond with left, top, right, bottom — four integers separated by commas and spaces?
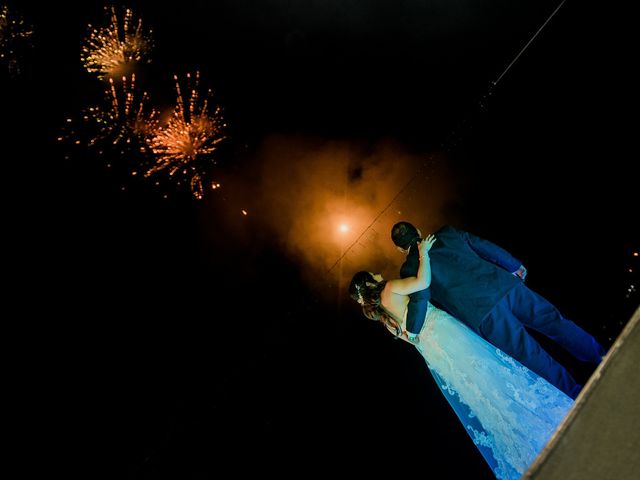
402, 225, 605, 399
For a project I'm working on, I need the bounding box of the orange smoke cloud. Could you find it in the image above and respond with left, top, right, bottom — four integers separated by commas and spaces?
223, 134, 461, 302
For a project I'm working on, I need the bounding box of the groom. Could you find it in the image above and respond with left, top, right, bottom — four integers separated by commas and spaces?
391, 221, 606, 399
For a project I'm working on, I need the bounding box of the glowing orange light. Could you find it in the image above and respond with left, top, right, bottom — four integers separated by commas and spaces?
634, 252, 639, 257
339, 224, 349, 233
241, 209, 247, 215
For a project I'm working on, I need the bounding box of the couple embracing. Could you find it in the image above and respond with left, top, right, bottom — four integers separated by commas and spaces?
349, 222, 606, 479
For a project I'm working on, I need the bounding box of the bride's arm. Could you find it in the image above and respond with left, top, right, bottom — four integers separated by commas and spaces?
387, 234, 436, 295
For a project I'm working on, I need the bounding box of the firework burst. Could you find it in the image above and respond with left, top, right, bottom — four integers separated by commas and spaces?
81, 5, 153, 79
97, 74, 158, 149
59, 74, 158, 174
146, 71, 226, 199
0, 5, 34, 75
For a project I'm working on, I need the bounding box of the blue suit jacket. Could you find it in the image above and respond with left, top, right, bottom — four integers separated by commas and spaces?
402, 225, 523, 335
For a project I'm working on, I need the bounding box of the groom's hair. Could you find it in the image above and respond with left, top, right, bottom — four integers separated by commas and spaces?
391, 221, 420, 250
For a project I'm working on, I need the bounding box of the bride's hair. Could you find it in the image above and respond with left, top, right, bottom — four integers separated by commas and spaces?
348, 271, 402, 338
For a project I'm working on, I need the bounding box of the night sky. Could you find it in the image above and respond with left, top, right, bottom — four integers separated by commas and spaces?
4, 1, 637, 478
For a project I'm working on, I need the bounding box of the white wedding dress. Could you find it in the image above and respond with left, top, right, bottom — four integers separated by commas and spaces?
400, 303, 574, 479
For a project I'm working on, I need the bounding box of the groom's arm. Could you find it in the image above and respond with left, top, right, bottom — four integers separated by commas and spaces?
406, 288, 430, 336
401, 256, 430, 336
460, 228, 523, 275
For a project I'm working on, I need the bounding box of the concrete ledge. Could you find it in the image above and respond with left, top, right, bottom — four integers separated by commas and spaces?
524, 306, 640, 480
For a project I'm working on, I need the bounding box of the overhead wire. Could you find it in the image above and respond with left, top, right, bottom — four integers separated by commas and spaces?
327, 0, 569, 275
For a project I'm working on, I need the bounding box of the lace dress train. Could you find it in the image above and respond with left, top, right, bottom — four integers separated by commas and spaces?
413, 304, 573, 479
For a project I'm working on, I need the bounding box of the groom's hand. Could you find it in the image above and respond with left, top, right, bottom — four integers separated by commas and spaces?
512, 265, 527, 281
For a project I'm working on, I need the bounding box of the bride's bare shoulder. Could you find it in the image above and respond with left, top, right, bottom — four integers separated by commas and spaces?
381, 282, 408, 316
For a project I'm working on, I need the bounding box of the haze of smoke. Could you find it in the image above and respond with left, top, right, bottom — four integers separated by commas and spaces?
247, 134, 460, 301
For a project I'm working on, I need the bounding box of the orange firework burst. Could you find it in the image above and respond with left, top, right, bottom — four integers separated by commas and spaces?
81, 5, 153, 79
0, 5, 33, 75
146, 71, 226, 199
97, 74, 159, 148
59, 74, 158, 174
66, 74, 157, 148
